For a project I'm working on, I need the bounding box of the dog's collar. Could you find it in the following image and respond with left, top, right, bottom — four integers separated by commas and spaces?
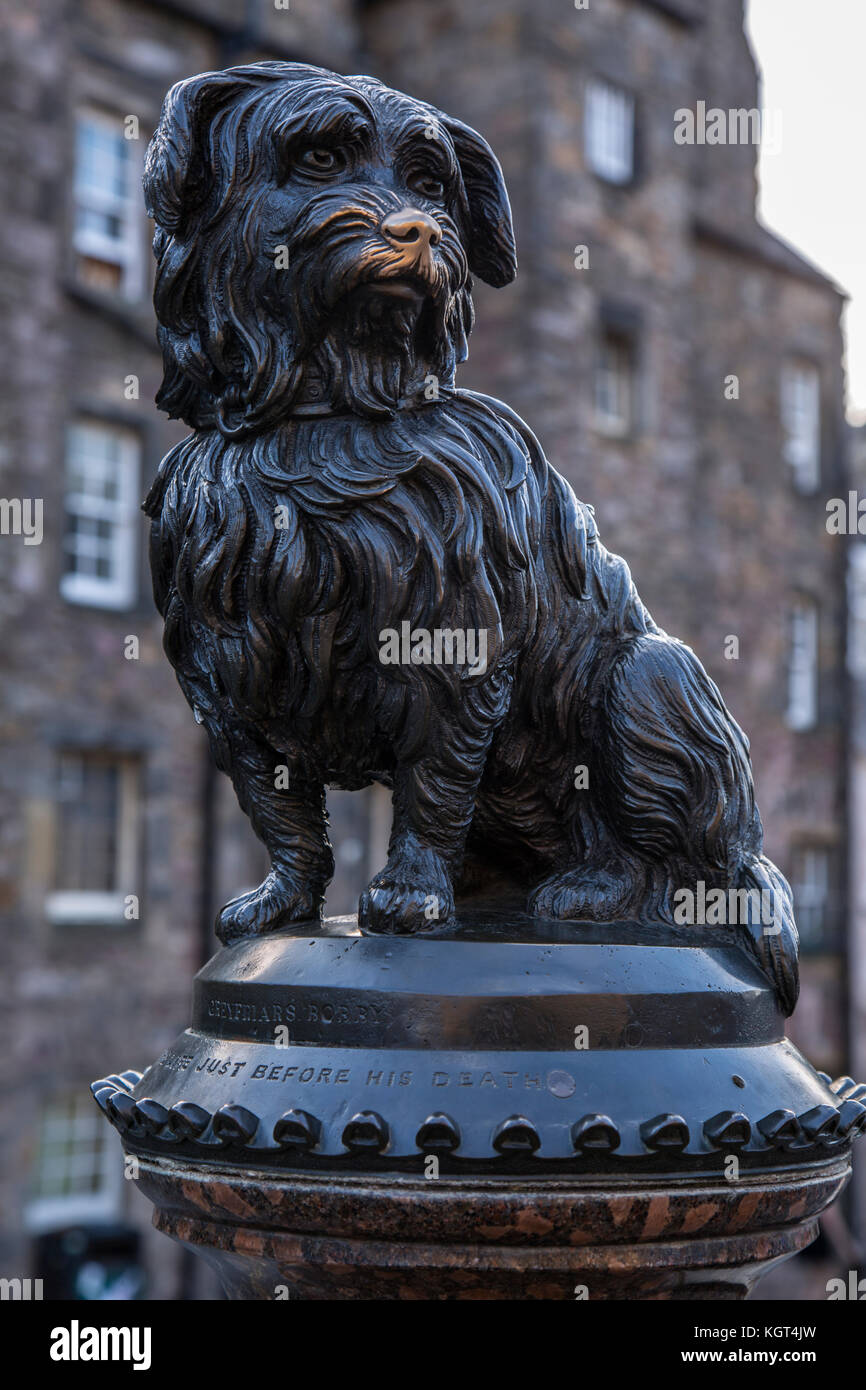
286, 370, 457, 420
287, 396, 451, 420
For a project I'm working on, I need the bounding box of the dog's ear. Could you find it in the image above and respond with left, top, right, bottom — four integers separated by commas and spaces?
144, 69, 258, 232
435, 111, 517, 288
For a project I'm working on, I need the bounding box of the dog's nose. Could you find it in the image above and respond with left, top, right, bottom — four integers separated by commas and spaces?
380, 208, 442, 251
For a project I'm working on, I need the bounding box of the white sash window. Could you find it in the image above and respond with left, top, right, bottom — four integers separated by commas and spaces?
74, 108, 143, 299
585, 79, 635, 185
61, 421, 140, 610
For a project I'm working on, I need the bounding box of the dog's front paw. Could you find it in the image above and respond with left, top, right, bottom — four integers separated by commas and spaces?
216, 870, 323, 946
359, 838, 454, 935
528, 863, 636, 922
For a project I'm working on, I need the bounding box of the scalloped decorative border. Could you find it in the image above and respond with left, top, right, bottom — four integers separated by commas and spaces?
90, 1071, 866, 1160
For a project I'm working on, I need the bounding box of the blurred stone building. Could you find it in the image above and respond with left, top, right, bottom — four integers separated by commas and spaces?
0, 0, 857, 1298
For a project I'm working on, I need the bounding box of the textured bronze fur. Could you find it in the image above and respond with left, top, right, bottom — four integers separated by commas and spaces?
143, 62, 798, 1012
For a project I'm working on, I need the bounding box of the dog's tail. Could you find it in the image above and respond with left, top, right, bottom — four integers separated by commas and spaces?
735, 853, 799, 1017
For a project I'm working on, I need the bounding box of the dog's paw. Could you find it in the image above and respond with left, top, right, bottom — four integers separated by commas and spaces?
359, 839, 454, 935
528, 864, 636, 922
216, 870, 323, 946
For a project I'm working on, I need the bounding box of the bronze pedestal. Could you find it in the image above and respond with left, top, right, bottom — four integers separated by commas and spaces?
94, 908, 864, 1300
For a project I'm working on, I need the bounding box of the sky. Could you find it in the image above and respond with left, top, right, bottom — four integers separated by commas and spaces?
745, 0, 866, 422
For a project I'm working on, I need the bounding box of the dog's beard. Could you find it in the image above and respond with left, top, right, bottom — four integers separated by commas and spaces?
312, 286, 444, 417
276, 192, 472, 418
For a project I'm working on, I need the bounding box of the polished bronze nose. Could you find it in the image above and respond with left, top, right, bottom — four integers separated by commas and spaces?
380, 208, 442, 251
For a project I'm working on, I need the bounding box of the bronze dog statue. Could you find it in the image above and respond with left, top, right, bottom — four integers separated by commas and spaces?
143, 62, 798, 1013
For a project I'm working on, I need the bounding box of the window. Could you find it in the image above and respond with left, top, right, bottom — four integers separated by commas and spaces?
791, 847, 831, 951
787, 597, 818, 731
61, 420, 140, 610
26, 1094, 122, 1232
46, 751, 141, 927
585, 79, 635, 184
595, 328, 634, 435
848, 545, 866, 679
73, 108, 142, 298
781, 362, 821, 492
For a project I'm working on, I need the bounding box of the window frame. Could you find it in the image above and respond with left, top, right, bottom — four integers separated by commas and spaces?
848, 544, 866, 679
780, 359, 822, 494
60, 419, 141, 611
787, 595, 819, 731
73, 106, 144, 301
25, 1093, 124, 1233
46, 750, 141, 929
790, 845, 833, 953
584, 77, 636, 186
594, 326, 636, 437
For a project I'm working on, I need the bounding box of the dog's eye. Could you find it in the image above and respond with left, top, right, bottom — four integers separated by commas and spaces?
298, 147, 345, 175
410, 173, 445, 200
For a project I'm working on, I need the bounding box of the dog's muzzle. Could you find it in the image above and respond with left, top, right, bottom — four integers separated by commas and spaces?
375, 206, 443, 292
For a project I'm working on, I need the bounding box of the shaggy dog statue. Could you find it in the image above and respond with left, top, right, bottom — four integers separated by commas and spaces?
143, 62, 798, 1014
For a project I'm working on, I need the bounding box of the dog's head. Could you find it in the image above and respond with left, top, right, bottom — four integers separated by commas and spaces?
144, 62, 516, 432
